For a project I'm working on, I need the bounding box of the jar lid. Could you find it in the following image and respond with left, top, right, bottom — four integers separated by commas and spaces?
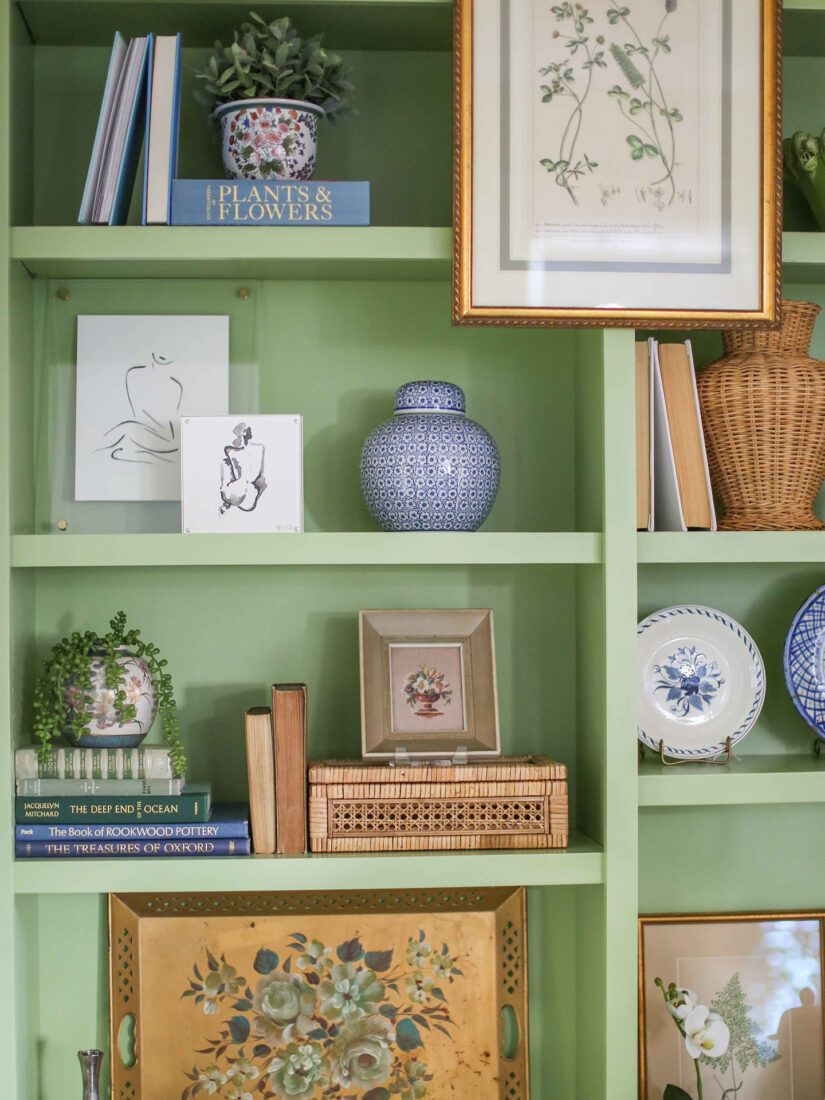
394, 381, 465, 413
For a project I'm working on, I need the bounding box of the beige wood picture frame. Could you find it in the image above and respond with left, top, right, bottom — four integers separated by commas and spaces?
359, 609, 501, 759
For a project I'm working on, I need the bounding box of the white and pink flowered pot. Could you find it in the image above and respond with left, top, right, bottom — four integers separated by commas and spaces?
214, 98, 323, 181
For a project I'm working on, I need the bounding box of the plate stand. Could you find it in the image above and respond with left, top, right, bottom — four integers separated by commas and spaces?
654, 737, 732, 767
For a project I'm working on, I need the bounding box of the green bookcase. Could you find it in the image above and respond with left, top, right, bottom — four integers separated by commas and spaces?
0, 2, 822, 1098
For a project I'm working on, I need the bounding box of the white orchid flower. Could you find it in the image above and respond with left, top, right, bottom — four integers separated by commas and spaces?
684, 1005, 730, 1059
667, 987, 699, 1021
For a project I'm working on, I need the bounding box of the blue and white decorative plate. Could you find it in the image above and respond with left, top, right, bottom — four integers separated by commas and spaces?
637, 605, 765, 759
784, 584, 825, 739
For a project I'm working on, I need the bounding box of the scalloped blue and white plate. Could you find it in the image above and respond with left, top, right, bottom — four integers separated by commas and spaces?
784, 584, 825, 739
637, 605, 765, 759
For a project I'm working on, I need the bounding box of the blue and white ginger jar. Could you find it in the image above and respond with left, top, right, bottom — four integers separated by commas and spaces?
360, 381, 500, 532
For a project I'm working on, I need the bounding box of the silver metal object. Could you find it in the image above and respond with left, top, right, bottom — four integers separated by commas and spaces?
78, 1049, 103, 1100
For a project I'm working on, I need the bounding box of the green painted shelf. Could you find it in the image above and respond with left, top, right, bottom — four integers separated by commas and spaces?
11, 532, 602, 568
638, 754, 825, 807
637, 531, 825, 564
11, 226, 452, 280
13, 832, 604, 894
13, 228, 821, 283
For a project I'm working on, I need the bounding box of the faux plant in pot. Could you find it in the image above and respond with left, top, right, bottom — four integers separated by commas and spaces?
194, 11, 354, 181
32, 611, 185, 774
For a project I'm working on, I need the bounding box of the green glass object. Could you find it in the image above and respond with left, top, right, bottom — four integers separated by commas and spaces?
784, 130, 825, 230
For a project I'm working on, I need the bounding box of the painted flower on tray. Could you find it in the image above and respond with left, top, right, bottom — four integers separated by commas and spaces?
407, 937, 432, 968
329, 1017, 395, 1089
267, 1041, 330, 1100
390, 1058, 432, 1100
180, 930, 462, 1100
319, 962, 385, 1021
652, 646, 725, 718
252, 971, 318, 1043
196, 1066, 227, 1094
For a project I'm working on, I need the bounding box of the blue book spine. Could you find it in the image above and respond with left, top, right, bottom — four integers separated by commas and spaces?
170, 179, 370, 225
15, 837, 251, 858
15, 803, 249, 841
109, 34, 151, 226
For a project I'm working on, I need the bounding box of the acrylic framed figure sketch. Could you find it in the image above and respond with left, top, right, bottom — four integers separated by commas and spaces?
181, 415, 303, 533
359, 609, 500, 759
639, 912, 825, 1100
453, 0, 782, 327
74, 315, 229, 500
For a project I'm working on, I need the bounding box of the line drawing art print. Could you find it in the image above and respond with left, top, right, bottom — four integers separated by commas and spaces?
181, 415, 303, 534
98, 352, 183, 467
75, 315, 229, 501
219, 422, 267, 516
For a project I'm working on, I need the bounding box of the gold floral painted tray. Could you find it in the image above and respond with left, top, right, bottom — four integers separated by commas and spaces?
109, 887, 528, 1100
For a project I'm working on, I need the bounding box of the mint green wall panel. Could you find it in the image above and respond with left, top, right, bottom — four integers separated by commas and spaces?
30, 278, 586, 534
32, 47, 451, 227
639, 804, 825, 913
28, 563, 583, 808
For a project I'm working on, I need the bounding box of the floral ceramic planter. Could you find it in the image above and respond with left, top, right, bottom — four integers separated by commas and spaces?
63, 647, 158, 748
215, 98, 323, 181
360, 381, 500, 532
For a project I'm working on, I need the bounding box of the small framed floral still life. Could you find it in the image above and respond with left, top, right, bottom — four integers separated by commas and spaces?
109, 887, 529, 1100
639, 912, 825, 1100
359, 609, 500, 759
453, 0, 781, 327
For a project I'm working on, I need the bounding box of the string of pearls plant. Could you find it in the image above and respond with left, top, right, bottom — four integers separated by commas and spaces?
32, 611, 186, 775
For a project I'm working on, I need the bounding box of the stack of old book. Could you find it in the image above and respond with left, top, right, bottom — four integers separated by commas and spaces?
14, 745, 249, 858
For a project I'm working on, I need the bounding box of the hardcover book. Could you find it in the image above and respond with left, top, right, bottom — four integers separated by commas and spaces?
272, 683, 307, 854
15, 745, 176, 780
15, 837, 249, 858
15, 783, 211, 824
245, 707, 275, 855
17, 777, 184, 796
170, 179, 370, 225
16, 803, 248, 842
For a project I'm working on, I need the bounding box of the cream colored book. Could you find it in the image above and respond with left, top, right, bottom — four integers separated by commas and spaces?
245, 707, 276, 855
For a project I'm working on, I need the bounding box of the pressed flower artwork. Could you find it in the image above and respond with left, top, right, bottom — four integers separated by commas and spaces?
110, 889, 524, 1100
454, 0, 780, 325
640, 915, 825, 1099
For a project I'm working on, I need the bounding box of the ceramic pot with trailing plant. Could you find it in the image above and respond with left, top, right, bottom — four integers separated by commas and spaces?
32, 612, 186, 772
194, 12, 354, 181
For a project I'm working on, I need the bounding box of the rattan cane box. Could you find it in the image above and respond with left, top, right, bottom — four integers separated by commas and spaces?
308, 755, 568, 851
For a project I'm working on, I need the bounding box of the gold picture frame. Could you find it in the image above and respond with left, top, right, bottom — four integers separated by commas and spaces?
359, 609, 500, 758
453, 0, 782, 328
639, 910, 825, 1099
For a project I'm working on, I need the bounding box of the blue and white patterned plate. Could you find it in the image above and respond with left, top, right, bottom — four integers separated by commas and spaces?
784, 584, 825, 739
637, 605, 765, 759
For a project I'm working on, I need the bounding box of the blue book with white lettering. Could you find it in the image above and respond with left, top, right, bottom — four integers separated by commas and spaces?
15, 836, 250, 858
170, 179, 370, 225
14, 802, 249, 841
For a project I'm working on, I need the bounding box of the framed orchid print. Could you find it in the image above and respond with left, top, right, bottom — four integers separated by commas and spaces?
453, 0, 781, 327
639, 912, 825, 1100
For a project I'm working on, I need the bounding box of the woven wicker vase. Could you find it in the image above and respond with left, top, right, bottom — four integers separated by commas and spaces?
697, 300, 825, 531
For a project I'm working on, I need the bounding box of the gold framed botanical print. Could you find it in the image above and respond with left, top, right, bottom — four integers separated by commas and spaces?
359, 609, 500, 758
453, 0, 782, 327
639, 911, 825, 1100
